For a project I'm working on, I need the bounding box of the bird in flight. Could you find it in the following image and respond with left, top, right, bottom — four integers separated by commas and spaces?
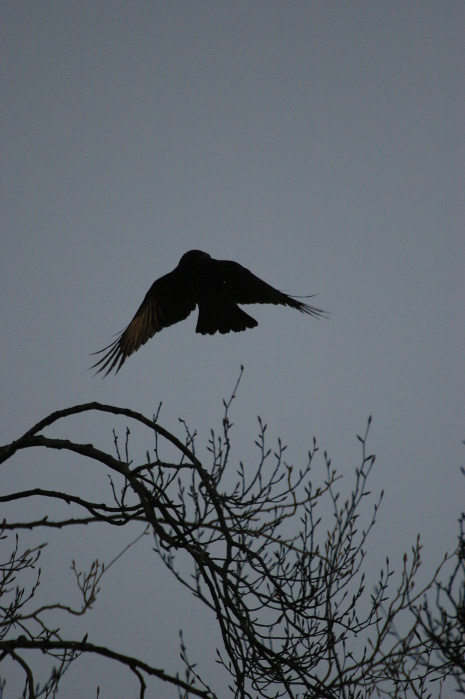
91, 250, 326, 376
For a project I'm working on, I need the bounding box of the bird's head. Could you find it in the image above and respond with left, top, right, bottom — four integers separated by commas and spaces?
178, 250, 211, 268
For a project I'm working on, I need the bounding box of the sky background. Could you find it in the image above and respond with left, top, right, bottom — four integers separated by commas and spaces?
2, 2, 464, 697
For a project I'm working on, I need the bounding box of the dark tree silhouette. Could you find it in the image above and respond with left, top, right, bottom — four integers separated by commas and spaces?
0, 372, 461, 698
91, 250, 326, 376
395, 458, 465, 695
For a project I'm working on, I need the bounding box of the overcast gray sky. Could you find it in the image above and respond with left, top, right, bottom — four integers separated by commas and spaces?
2, 2, 464, 697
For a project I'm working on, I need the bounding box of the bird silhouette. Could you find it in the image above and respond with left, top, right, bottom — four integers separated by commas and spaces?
91, 250, 326, 376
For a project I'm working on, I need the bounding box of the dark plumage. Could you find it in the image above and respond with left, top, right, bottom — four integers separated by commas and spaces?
91, 250, 326, 376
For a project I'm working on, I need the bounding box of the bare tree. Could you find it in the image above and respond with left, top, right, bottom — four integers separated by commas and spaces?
393, 456, 465, 697
0, 371, 461, 698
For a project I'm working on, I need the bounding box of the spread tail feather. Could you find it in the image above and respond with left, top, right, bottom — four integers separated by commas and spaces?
196, 304, 258, 335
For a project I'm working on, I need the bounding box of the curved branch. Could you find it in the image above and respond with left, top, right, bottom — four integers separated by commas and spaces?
0, 402, 200, 468
0, 638, 213, 699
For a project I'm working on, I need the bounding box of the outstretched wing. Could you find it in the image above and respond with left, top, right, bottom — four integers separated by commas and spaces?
91, 271, 196, 376
212, 260, 327, 319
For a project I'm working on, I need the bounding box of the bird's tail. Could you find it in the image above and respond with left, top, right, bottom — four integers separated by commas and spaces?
196, 304, 258, 335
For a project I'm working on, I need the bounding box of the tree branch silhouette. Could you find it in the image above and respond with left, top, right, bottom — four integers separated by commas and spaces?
1, 374, 462, 697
